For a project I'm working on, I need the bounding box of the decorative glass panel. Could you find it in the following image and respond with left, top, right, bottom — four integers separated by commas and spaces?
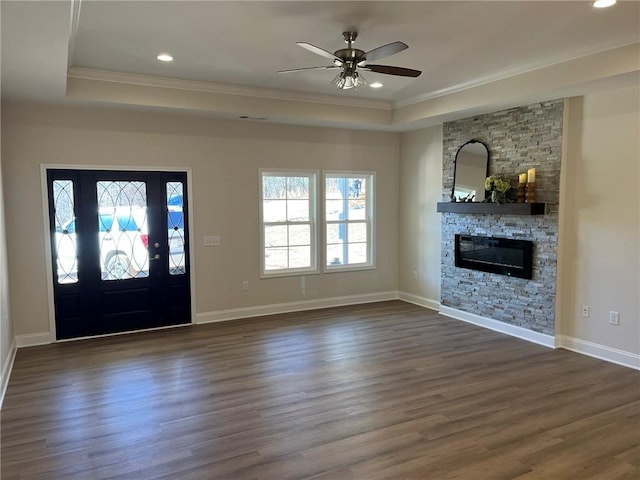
97, 181, 149, 280
53, 180, 78, 284
167, 182, 185, 275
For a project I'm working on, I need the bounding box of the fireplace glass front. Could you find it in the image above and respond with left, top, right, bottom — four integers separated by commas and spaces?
455, 235, 533, 279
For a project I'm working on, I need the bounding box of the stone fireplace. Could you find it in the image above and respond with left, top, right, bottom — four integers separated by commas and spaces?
440, 100, 563, 336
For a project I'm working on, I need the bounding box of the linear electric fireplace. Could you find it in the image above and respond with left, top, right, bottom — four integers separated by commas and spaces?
455, 235, 533, 279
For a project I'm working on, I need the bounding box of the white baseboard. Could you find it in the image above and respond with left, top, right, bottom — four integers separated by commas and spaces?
196, 291, 399, 324
558, 335, 640, 371
15, 332, 52, 348
1, 338, 17, 409
398, 292, 440, 311
438, 305, 556, 348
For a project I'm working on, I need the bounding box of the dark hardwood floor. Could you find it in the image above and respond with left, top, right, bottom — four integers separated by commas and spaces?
2, 301, 639, 479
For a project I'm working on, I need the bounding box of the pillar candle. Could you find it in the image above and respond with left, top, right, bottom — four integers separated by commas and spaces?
519, 173, 527, 184
527, 168, 536, 183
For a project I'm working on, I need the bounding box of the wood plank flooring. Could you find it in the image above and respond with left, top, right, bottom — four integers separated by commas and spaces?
2, 301, 639, 479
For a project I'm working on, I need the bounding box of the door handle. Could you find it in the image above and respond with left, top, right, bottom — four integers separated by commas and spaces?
151, 254, 161, 261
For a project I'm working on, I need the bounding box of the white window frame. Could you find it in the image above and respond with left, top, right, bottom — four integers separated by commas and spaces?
323, 171, 375, 273
259, 169, 319, 278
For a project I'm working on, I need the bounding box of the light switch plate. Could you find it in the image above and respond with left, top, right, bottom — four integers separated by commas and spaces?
204, 236, 221, 247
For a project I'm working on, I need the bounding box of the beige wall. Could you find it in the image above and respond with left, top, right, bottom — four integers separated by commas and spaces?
2, 84, 638, 364
398, 126, 442, 304
561, 83, 640, 354
1, 104, 399, 337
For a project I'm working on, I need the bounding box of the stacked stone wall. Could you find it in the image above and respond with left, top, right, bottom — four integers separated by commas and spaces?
441, 100, 563, 335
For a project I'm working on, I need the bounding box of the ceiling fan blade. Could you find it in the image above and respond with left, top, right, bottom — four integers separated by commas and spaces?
296, 42, 342, 63
364, 64, 422, 77
277, 65, 340, 74
360, 41, 408, 63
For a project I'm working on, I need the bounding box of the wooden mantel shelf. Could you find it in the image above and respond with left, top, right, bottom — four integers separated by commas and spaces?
436, 202, 546, 215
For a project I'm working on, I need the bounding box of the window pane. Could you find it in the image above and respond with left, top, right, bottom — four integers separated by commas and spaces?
265, 225, 287, 247
263, 176, 286, 199
265, 247, 288, 270
348, 243, 367, 264
325, 199, 344, 221
349, 178, 365, 199
326, 223, 342, 244
327, 244, 344, 266
288, 225, 310, 246
287, 200, 309, 221
289, 246, 311, 268
53, 180, 78, 284
348, 222, 367, 243
348, 199, 366, 220
287, 177, 309, 199
167, 182, 185, 275
263, 199, 287, 222
97, 181, 149, 280
325, 177, 340, 195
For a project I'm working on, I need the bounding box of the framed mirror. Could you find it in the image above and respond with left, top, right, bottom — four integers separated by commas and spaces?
451, 139, 489, 202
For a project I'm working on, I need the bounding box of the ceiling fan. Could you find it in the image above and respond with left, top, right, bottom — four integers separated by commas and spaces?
278, 31, 421, 90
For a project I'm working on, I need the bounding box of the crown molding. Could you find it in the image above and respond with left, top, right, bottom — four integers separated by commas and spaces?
394, 41, 640, 109
67, 67, 392, 111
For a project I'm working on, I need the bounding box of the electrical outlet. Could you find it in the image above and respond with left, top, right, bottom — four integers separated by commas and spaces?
242, 280, 249, 291
412, 270, 418, 280
609, 311, 620, 326
582, 305, 590, 318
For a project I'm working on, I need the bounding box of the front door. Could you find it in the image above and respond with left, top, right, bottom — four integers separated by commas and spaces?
47, 170, 191, 340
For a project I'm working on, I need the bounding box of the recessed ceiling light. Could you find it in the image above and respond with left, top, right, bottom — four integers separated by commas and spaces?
156, 53, 174, 62
370, 82, 384, 89
592, 0, 616, 8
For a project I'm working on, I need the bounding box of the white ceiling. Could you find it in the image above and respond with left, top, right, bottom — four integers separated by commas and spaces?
2, 0, 639, 130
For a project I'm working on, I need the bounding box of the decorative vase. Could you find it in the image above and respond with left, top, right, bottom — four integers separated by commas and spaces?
491, 190, 506, 204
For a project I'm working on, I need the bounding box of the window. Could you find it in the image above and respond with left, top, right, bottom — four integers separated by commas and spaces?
324, 172, 375, 271
260, 170, 317, 277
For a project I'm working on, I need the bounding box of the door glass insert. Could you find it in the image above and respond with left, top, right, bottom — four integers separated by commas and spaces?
167, 182, 185, 275
52, 180, 78, 284
97, 181, 149, 280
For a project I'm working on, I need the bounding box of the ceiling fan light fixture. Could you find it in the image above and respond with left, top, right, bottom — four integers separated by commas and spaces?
286, 32, 419, 90
332, 71, 366, 90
